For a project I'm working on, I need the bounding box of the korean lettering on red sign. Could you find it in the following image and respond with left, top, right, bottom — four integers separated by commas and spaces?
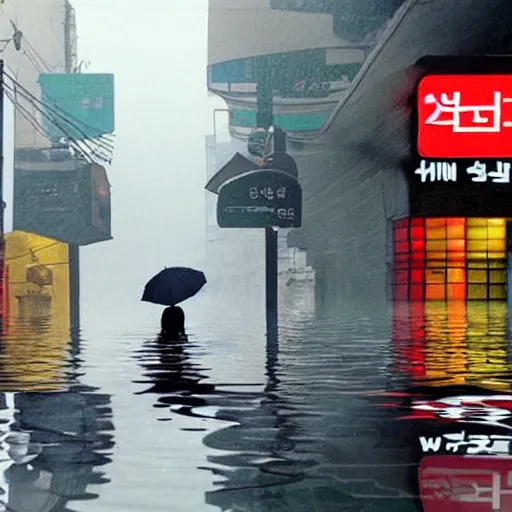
417, 74, 512, 158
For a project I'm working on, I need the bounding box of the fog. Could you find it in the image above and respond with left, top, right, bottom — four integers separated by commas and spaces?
69, 0, 227, 328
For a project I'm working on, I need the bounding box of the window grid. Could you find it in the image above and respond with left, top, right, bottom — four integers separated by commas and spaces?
392, 217, 508, 301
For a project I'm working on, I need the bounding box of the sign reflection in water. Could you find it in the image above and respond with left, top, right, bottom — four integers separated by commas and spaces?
392, 301, 512, 391
419, 455, 512, 512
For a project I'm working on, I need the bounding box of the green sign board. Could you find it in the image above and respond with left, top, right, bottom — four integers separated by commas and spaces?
230, 109, 330, 132
217, 169, 302, 228
38, 73, 115, 140
13, 160, 112, 246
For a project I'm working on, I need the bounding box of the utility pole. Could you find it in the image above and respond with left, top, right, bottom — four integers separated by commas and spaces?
64, 1, 79, 332
0, 60, 4, 237
256, 56, 279, 358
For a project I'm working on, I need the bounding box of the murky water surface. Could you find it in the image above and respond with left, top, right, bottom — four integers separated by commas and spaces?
1, 279, 512, 511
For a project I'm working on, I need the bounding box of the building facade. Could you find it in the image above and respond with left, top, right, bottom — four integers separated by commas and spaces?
208, 0, 512, 314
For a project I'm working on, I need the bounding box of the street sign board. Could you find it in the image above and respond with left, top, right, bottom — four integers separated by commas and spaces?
217, 169, 302, 228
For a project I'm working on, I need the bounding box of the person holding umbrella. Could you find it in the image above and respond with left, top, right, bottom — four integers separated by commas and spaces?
160, 306, 186, 340
141, 266, 207, 340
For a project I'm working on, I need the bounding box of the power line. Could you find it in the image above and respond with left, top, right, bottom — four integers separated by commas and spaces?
4, 81, 96, 164
4, 71, 115, 154
4, 76, 114, 165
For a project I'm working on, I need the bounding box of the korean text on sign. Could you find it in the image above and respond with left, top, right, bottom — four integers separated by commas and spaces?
414, 159, 512, 183
417, 74, 512, 158
248, 187, 287, 200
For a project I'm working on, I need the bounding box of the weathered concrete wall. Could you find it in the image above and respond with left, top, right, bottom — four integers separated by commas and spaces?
287, 0, 512, 315
0, 0, 71, 149
290, 146, 408, 314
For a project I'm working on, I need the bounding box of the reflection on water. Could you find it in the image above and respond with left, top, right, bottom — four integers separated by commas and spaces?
4, 387, 114, 512
0, 308, 114, 509
7, 256, 512, 510
392, 301, 512, 391
133, 336, 216, 417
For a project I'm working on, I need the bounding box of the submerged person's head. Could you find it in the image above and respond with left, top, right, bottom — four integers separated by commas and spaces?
160, 306, 185, 338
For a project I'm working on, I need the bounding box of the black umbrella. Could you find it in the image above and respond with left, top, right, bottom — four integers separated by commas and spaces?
141, 267, 207, 306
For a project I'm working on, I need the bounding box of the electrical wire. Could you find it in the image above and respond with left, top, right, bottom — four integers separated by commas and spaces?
5, 82, 97, 165
4, 88, 49, 141
4, 73, 115, 154
3, 76, 114, 165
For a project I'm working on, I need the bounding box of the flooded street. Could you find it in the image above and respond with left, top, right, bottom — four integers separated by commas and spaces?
2, 269, 511, 511
5, 0, 512, 511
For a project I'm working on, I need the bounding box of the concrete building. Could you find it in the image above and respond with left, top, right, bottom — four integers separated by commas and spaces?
207, 0, 512, 315
0, 0, 76, 150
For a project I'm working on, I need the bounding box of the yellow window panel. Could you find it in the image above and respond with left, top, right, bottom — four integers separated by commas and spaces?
490, 270, 507, 284
467, 218, 489, 227
467, 259, 488, 267
488, 226, 506, 240
467, 227, 489, 240
488, 239, 506, 252
468, 270, 487, 283
488, 252, 506, 260
487, 218, 506, 227
467, 240, 488, 252
468, 284, 488, 299
490, 285, 507, 300
489, 259, 508, 269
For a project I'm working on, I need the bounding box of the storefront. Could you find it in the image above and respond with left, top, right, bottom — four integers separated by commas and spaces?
392, 217, 508, 301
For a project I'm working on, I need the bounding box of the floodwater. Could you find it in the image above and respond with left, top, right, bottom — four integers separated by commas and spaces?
1, 273, 512, 511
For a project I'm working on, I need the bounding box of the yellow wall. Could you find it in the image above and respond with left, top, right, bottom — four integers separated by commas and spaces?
1, 231, 70, 391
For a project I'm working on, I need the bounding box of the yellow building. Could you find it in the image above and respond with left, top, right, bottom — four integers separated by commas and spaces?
1, 231, 70, 391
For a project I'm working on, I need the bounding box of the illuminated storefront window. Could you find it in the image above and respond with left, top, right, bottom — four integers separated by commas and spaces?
392, 217, 507, 301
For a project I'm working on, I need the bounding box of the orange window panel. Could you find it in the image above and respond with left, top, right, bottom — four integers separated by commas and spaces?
426, 218, 446, 228
426, 284, 446, 300
447, 239, 465, 252
446, 218, 466, 239
447, 283, 466, 300
447, 268, 465, 283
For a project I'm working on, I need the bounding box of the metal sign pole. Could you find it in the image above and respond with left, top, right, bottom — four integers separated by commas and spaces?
256, 57, 279, 352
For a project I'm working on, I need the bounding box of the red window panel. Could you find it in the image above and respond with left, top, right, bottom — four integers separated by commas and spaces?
410, 284, 425, 301
394, 227, 409, 242
393, 284, 409, 301
411, 269, 424, 284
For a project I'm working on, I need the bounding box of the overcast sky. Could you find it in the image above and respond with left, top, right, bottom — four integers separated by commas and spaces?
68, 0, 227, 326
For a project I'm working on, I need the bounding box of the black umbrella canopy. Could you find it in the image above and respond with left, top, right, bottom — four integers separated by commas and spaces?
142, 267, 207, 306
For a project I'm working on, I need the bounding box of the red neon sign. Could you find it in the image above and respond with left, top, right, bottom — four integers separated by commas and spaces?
417, 74, 512, 158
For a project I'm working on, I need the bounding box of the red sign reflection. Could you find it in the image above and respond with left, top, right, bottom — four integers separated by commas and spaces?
420, 455, 512, 511
417, 74, 512, 158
